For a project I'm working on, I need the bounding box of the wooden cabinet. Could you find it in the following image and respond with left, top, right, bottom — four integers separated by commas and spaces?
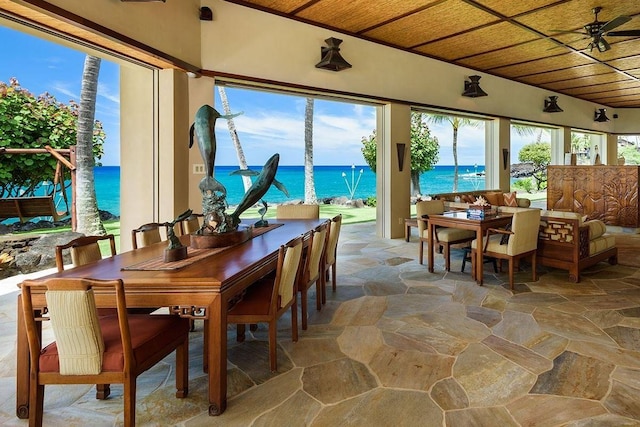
547, 166, 640, 228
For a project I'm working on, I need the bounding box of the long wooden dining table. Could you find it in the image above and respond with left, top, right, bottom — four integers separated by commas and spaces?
15, 218, 325, 418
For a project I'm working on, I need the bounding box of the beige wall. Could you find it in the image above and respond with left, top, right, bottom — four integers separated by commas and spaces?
32, 0, 202, 67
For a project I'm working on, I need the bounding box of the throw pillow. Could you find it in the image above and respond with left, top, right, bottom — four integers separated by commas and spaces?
503, 192, 518, 207
484, 192, 503, 206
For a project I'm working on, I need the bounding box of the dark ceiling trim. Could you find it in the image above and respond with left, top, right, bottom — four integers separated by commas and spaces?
290, 0, 321, 16
17, 0, 200, 73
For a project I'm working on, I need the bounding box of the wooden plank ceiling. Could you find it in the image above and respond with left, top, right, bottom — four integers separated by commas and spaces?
227, 0, 640, 108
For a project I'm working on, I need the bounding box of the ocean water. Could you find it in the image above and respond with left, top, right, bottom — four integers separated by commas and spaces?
4, 165, 488, 220
92, 165, 487, 217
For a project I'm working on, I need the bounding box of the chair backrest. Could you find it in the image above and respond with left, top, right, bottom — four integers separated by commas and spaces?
55, 235, 117, 272
275, 236, 304, 308
21, 278, 128, 376
304, 221, 329, 284
325, 214, 342, 265
276, 204, 320, 219
131, 222, 162, 249
416, 200, 445, 233
507, 209, 541, 256
180, 213, 203, 235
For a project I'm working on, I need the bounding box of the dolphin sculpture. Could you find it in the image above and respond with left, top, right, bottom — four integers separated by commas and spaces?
229, 153, 281, 228
189, 105, 242, 197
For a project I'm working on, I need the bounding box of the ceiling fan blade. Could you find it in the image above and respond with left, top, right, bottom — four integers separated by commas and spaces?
597, 37, 611, 52
599, 15, 632, 33
549, 30, 587, 36
606, 29, 640, 37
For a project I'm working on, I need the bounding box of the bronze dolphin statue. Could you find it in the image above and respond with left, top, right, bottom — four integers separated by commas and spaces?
189, 105, 242, 196
230, 153, 280, 227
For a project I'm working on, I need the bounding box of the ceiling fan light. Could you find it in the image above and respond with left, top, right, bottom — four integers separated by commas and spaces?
462, 75, 488, 97
543, 96, 563, 113
594, 108, 610, 122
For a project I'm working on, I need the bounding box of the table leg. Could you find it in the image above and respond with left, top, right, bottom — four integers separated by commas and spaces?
207, 295, 227, 416
16, 294, 30, 419
405, 221, 410, 242
427, 222, 435, 273
475, 228, 484, 285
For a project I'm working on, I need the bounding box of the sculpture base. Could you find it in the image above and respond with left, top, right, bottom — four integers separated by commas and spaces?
164, 246, 188, 263
190, 227, 251, 249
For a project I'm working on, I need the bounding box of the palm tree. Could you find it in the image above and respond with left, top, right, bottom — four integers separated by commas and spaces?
218, 86, 251, 192
427, 115, 480, 192
75, 55, 106, 236
304, 97, 317, 204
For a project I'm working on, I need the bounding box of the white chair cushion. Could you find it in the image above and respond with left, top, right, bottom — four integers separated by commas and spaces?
471, 235, 508, 255
434, 227, 476, 242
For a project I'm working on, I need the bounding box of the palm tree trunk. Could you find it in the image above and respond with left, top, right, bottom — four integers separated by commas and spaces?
304, 98, 317, 204
411, 171, 421, 196
75, 55, 105, 236
218, 86, 251, 192
452, 127, 459, 192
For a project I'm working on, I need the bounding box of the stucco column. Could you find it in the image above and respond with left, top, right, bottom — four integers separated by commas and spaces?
551, 126, 572, 165
376, 103, 411, 239
158, 69, 190, 221
485, 117, 510, 191
605, 133, 618, 165
187, 76, 216, 211
119, 67, 190, 251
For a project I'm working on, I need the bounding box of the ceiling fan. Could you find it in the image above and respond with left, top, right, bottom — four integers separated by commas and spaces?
552, 6, 640, 52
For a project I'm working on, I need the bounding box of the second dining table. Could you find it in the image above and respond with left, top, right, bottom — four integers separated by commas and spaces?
15, 218, 325, 418
426, 210, 513, 284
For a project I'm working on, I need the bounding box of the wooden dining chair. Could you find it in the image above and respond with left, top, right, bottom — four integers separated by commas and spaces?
276, 204, 320, 219
322, 214, 342, 304
179, 213, 204, 235
55, 234, 120, 400
55, 234, 117, 272
299, 221, 329, 330
227, 235, 304, 372
417, 200, 476, 271
20, 277, 190, 427
471, 208, 541, 290
131, 222, 162, 249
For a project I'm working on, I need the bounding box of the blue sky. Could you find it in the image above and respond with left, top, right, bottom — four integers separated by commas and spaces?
1, 25, 537, 167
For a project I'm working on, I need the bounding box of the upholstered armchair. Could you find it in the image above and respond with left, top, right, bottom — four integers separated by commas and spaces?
471, 208, 541, 289
417, 200, 475, 271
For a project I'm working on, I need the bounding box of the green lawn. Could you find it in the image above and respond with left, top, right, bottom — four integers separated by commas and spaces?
11, 205, 376, 256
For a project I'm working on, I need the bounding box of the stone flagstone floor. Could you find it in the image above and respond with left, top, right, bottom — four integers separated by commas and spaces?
0, 222, 639, 426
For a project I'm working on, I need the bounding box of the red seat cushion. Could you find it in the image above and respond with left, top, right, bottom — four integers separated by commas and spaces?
40, 314, 189, 373
227, 276, 275, 316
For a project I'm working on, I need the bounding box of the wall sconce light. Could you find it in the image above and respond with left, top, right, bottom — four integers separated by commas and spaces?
502, 148, 509, 170
462, 75, 488, 97
594, 108, 610, 122
315, 37, 352, 72
396, 143, 406, 172
199, 7, 213, 21
543, 96, 563, 113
